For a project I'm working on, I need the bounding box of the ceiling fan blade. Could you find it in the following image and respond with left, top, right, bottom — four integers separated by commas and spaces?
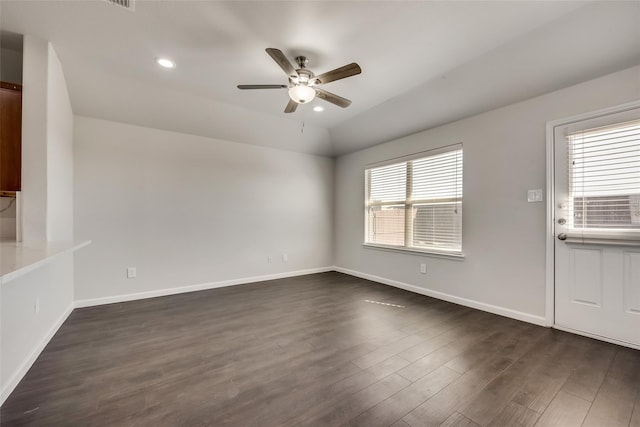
314, 63, 361, 85
237, 84, 288, 90
284, 99, 298, 113
266, 48, 297, 78
315, 88, 352, 108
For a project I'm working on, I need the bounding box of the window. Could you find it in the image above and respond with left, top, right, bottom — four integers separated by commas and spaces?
365, 145, 463, 256
567, 119, 640, 234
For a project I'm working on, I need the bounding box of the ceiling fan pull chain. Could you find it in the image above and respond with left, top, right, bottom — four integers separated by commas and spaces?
301, 122, 305, 134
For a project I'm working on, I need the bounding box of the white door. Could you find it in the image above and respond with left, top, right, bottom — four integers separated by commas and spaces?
553, 106, 640, 348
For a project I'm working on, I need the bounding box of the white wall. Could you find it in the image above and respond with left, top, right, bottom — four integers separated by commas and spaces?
46, 43, 73, 241
335, 65, 640, 321
20, 35, 48, 243
73, 117, 334, 302
20, 38, 74, 244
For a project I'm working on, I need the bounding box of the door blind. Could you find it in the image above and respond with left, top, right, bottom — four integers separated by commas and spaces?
567, 119, 640, 231
365, 145, 463, 254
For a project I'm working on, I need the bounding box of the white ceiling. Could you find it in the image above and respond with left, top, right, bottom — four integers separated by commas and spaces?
2, 1, 639, 156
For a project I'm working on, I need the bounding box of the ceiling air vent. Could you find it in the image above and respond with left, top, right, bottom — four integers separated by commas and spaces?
105, 0, 135, 11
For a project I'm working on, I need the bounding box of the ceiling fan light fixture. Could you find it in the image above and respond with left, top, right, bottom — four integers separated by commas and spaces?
156, 58, 176, 69
288, 85, 316, 104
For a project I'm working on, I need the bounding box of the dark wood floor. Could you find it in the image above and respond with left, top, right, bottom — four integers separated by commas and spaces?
1, 272, 639, 426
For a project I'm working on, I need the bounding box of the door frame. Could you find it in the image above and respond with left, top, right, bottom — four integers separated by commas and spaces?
545, 100, 640, 330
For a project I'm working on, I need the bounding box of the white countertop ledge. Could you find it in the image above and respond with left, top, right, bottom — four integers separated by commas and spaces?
1, 240, 91, 284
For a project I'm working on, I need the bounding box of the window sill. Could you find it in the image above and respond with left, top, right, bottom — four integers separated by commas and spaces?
363, 243, 465, 260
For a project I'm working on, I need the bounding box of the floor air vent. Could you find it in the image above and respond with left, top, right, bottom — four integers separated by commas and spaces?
105, 0, 135, 11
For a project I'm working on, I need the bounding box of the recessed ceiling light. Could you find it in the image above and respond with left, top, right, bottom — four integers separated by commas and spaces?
313, 105, 324, 112
156, 58, 176, 69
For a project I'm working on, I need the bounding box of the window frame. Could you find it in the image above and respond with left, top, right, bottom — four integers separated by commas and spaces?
363, 144, 464, 258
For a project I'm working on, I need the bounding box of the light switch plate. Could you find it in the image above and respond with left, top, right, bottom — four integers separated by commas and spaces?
527, 189, 543, 202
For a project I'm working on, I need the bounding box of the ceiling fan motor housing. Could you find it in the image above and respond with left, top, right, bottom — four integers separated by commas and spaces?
291, 68, 315, 86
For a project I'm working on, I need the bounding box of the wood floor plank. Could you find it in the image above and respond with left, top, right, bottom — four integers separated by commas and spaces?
352, 334, 426, 369
459, 329, 559, 425
581, 374, 635, 427
402, 323, 546, 427
199, 345, 371, 426
298, 373, 410, 426
349, 366, 460, 427
510, 333, 583, 414
398, 303, 472, 336
398, 311, 496, 363
1, 271, 637, 427
582, 348, 640, 427
631, 392, 640, 427
365, 355, 411, 379
283, 355, 411, 425
402, 355, 515, 427
533, 390, 591, 427
397, 325, 509, 384
440, 412, 481, 427
487, 401, 540, 427
559, 339, 616, 402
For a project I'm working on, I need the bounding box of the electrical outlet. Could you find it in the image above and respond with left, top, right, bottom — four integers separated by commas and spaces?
420, 263, 427, 274
268, 256, 272, 264
34, 298, 40, 314
127, 267, 137, 279
282, 253, 288, 262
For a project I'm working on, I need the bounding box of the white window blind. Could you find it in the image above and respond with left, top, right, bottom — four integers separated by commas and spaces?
567, 119, 640, 233
365, 145, 463, 255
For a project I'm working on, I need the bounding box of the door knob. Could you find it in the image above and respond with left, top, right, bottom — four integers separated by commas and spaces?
558, 233, 567, 241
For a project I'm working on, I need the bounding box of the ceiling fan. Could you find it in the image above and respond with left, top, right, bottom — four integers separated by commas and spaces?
237, 48, 362, 113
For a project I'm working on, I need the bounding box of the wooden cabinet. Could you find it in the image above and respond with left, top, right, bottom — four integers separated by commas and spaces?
1, 81, 22, 191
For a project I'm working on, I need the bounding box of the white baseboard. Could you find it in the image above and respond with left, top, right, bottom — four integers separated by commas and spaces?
74, 266, 334, 308
1, 302, 74, 405
334, 266, 547, 327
